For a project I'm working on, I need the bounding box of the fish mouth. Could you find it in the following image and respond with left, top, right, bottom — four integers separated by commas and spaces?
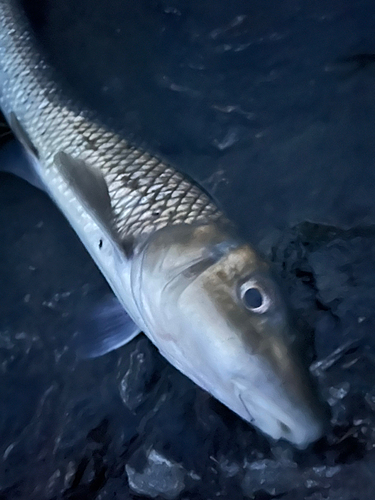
235, 383, 324, 448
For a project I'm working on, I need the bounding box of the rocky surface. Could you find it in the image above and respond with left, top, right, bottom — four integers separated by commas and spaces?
1, 175, 375, 499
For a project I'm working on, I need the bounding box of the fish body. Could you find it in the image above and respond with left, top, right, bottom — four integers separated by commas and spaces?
0, 0, 325, 447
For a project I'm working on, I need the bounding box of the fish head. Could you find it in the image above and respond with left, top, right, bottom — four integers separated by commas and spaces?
132, 223, 326, 448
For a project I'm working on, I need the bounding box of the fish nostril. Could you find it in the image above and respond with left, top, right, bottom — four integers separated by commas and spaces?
279, 421, 292, 435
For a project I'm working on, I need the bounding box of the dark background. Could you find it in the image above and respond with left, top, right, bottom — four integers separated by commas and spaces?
1, 0, 375, 498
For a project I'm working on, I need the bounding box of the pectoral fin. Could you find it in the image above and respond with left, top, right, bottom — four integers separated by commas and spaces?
54, 151, 134, 256
72, 295, 141, 359
54, 151, 114, 230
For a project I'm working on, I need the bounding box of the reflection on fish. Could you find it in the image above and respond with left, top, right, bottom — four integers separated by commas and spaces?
0, 0, 326, 447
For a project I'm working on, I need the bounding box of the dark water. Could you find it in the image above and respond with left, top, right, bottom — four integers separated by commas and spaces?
1, 0, 375, 498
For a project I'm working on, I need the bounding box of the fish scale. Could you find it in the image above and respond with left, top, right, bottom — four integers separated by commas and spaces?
0, 0, 224, 240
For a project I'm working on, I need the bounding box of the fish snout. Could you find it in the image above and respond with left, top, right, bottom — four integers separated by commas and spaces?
234, 381, 326, 448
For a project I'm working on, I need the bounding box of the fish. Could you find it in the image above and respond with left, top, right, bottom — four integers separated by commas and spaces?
0, 0, 326, 448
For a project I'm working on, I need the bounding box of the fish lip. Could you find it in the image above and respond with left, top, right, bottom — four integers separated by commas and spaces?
238, 389, 294, 434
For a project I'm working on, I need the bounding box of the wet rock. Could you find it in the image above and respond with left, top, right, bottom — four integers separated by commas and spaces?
126, 449, 187, 499
306, 231, 375, 324
219, 457, 241, 478
242, 458, 300, 497
328, 382, 350, 404
118, 338, 156, 412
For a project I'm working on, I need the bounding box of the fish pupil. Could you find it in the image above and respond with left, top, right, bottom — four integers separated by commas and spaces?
243, 287, 263, 309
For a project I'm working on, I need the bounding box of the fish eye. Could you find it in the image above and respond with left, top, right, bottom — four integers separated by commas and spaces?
239, 280, 271, 313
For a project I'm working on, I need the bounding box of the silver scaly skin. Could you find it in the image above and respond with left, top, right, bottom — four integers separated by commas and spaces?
0, 2, 223, 238
0, 0, 326, 447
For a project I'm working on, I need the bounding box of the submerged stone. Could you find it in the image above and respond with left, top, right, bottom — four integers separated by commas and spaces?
126, 449, 186, 499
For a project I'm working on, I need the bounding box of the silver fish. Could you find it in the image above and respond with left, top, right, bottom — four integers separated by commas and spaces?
0, 0, 325, 447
